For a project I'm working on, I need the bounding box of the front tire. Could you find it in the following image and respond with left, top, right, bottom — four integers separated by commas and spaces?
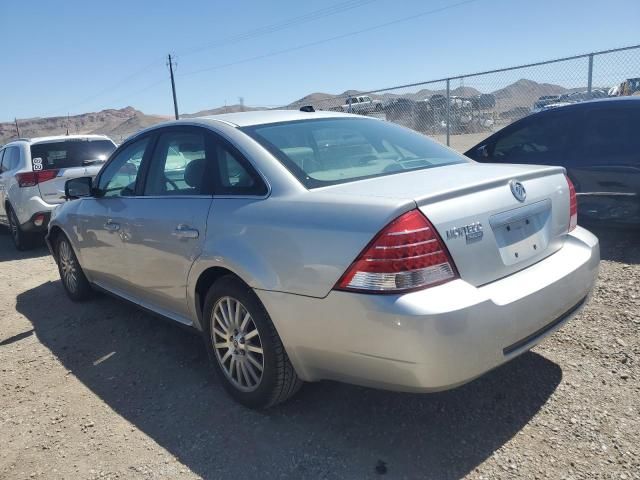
56, 235, 93, 301
203, 275, 302, 408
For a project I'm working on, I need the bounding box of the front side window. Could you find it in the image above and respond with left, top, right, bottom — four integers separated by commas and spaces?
144, 130, 208, 196
30, 139, 115, 170
97, 138, 148, 197
579, 107, 640, 165
242, 118, 467, 188
492, 113, 572, 162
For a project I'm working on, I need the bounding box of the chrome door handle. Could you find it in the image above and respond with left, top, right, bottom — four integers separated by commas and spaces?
104, 221, 120, 232
173, 224, 199, 239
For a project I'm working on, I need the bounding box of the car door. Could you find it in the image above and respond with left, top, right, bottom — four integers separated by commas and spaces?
118, 126, 214, 322
0, 146, 22, 223
569, 104, 640, 223
0, 148, 7, 223
74, 136, 151, 290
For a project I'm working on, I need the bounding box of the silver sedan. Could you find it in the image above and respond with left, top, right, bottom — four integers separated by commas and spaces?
46, 110, 599, 408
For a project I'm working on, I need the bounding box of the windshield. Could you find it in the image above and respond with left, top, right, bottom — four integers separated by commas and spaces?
242, 118, 468, 188
30, 139, 116, 170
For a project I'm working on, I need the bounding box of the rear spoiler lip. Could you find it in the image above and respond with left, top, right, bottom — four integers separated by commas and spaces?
413, 164, 566, 207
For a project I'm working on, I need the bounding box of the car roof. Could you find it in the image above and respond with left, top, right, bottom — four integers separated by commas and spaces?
535, 96, 640, 113
2, 134, 113, 147
196, 109, 364, 127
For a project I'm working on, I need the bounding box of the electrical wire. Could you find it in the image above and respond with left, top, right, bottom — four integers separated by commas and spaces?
179, 0, 481, 77
178, 0, 378, 57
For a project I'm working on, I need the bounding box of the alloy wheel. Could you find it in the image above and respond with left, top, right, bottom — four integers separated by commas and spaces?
211, 296, 264, 392
59, 240, 79, 294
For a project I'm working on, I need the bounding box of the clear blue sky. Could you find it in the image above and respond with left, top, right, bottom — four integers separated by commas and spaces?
2, 0, 639, 121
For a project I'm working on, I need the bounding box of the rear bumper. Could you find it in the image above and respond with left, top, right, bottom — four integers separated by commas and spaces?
20, 211, 51, 233
13, 193, 58, 227
256, 226, 599, 392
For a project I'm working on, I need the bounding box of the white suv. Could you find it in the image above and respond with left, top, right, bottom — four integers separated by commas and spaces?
0, 135, 116, 250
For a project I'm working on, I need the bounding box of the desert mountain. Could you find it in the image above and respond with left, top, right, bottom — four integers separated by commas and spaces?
0, 107, 169, 145
1, 79, 575, 144
181, 104, 262, 118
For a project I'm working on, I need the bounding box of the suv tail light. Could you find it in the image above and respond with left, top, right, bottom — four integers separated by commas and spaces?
16, 170, 59, 188
335, 209, 458, 293
566, 175, 577, 231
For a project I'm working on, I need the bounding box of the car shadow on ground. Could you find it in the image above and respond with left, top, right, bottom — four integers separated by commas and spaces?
586, 225, 640, 264
0, 229, 49, 262
16, 280, 562, 479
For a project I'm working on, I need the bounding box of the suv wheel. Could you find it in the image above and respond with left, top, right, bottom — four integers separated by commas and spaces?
56, 235, 93, 301
203, 275, 302, 408
7, 206, 34, 251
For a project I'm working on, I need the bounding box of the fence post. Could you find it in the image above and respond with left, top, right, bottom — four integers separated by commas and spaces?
446, 78, 451, 147
348, 94, 352, 113
587, 53, 594, 93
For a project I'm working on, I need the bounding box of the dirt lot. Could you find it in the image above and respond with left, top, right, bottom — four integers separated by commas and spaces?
0, 225, 638, 480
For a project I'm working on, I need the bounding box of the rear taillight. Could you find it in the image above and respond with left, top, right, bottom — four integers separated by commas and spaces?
566, 175, 577, 232
335, 209, 458, 293
16, 170, 59, 188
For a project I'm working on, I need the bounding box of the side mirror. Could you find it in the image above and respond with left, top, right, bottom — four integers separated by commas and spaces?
65, 177, 93, 200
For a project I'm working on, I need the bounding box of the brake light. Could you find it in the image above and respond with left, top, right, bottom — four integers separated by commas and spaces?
566, 175, 577, 231
16, 170, 59, 188
335, 209, 458, 293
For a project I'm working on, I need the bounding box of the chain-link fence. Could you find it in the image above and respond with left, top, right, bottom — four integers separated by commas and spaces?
283, 44, 640, 152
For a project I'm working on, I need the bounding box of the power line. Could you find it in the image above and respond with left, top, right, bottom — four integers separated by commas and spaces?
178, 0, 378, 57
41, 1, 376, 117
179, 0, 482, 77
42, 56, 166, 117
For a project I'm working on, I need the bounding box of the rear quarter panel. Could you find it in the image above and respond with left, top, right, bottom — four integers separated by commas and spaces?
187, 193, 415, 303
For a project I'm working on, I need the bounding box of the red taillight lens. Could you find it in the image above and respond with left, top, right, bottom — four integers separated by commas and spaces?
16, 170, 58, 188
336, 209, 458, 293
566, 175, 577, 232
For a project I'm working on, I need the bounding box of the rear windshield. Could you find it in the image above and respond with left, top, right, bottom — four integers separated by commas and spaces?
242, 118, 467, 188
30, 139, 116, 171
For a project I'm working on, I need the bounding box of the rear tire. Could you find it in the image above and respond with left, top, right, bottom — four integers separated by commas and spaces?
203, 275, 302, 409
7, 206, 35, 251
56, 235, 93, 301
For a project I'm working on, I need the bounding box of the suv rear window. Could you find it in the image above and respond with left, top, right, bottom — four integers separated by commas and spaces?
30, 139, 116, 171
242, 118, 466, 188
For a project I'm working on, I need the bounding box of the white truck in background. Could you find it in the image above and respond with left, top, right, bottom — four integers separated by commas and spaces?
341, 95, 383, 114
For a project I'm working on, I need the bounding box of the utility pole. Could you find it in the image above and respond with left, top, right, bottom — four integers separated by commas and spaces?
14, 118, 21, 137
238, 96, 245, 112
167, 54, 179, 120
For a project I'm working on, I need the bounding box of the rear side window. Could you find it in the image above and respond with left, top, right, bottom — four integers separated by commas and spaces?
144, 130, 209, 196
242, 118, 466, 188
30, 139, 115, 171
1, 146, 20, 172
578, 107, 640, 165
213, 142, 267, 196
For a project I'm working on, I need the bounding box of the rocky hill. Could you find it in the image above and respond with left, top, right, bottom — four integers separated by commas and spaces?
0, 107, 169, 145
1, 79, 578, 145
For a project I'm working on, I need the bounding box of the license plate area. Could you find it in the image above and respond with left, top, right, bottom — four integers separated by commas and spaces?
490, 199, 552, 266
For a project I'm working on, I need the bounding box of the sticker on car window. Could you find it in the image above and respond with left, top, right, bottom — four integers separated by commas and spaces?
33, 157, 43, 170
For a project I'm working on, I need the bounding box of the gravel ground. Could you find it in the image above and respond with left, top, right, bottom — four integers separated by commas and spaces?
0, 225, 638, 480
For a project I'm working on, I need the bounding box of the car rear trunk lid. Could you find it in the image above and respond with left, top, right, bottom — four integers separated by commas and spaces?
320, 162, 571, 287
30, 138, 115, 204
